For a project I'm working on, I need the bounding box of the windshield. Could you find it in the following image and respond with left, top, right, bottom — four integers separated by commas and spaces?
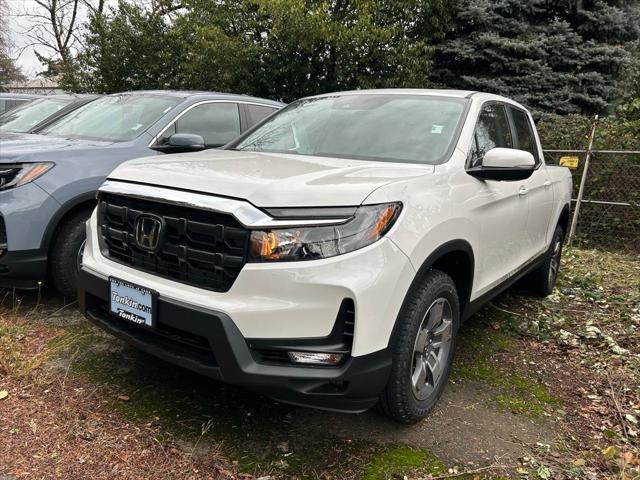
40, 94, 181, 141
0, 97, 72, 133
234, 94, 468, 164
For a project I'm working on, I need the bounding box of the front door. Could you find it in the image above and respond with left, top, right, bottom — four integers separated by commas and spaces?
466, 102, 530, 296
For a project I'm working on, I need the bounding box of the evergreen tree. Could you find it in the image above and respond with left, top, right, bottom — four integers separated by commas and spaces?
72, 0, 455, 101
432, 0, 640, 115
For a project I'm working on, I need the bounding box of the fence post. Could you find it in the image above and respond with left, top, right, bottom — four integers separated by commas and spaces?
568, 115, 598, 246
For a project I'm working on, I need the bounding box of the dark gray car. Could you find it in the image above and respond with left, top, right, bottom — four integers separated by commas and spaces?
0, 94, 99, 135
0, 90, 283, 296
0, 93, 44, 115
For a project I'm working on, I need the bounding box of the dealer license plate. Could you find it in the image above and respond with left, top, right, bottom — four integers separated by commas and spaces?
109, 277, 156, 328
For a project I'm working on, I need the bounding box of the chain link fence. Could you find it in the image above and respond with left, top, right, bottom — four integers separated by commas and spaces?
544, 149, 640, 251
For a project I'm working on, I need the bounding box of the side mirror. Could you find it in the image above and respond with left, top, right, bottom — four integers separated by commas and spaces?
467, 147, 536, 181
150, 133, 206, 153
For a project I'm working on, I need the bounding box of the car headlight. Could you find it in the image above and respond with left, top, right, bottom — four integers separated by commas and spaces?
0, 163, 54, 191
248, 202, 402, 262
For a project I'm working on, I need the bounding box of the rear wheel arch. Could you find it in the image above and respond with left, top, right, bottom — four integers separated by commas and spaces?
557, 204, 570, 237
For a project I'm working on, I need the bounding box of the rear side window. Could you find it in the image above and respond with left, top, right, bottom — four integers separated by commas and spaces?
246, 104, 278, 127
510, 107, 538, 163
161, 102, 241, 147
470, 103, 513, 167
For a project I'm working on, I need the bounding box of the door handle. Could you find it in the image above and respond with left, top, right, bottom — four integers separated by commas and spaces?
543, 179, 552, 187
519, 186, 529, 196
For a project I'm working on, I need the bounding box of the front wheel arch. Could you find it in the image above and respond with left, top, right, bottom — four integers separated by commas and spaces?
389, 240, 474, 347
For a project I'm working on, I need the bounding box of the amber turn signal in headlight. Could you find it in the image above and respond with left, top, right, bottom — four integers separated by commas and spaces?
248, 202, 402, 262
0, 162, 54, 191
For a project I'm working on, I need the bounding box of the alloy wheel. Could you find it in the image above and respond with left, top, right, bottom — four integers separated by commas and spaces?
410, 297, 454, 401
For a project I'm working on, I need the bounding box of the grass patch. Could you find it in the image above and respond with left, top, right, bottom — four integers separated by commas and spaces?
453, 320, 560, 417
363, 446, 445, 480
48, 323, 386, 478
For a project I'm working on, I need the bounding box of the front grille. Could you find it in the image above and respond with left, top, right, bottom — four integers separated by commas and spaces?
97, 193, 250, 292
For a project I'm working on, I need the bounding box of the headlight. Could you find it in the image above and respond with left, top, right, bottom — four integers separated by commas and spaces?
0, 163, 54, 191
248, 202, 402, 262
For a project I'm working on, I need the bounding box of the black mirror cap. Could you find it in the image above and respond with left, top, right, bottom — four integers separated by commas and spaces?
466, 165, 535, 181
150, 133, 206, 153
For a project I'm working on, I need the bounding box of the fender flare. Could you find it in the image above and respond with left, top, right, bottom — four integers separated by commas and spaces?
387, 239, 475, 346
40, 192, 97, 252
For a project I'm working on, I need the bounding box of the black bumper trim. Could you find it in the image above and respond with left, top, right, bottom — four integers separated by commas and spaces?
78, 268, 391, 412
0, 249, 48, 289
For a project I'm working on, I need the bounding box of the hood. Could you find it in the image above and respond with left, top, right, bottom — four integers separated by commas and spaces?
108, 149, 433, 207
0, 133, 113, 161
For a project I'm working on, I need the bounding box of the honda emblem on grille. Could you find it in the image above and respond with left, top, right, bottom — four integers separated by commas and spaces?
134, 214, 164, 252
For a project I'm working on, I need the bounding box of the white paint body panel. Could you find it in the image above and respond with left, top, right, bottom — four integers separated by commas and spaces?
87, 90, 572, 357
84, 210, 415, 356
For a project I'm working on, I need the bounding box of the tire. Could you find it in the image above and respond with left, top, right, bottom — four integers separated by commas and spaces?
49, 208, 93, 299
379, 269, 460, 424
524, 225, 564, 297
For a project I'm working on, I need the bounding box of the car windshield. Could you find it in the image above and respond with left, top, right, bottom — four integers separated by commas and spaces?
234, 94, 468, 164
40, 94, 181, 141
0, 97, 72, 133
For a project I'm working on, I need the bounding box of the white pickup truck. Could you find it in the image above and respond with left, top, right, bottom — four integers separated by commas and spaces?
79, 89, 572, 424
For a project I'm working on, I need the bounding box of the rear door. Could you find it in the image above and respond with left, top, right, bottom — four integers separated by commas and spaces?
508, 106, 554, 259
242, 103, 279, 131
468, 102, 530, 294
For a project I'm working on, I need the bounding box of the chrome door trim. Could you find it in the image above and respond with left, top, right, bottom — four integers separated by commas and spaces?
148, 100, 282, 148
98, 180, 351, 228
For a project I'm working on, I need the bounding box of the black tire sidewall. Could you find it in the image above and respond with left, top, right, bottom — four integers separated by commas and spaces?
382, 270, 460, 423
542, 226, 564, 294
50, 210, 91, 298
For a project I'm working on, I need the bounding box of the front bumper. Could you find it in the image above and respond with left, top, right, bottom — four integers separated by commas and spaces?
83, 209, 415, 356
0, 249, 48, 289
0, 182, 60, 288
79, 268, 392, 412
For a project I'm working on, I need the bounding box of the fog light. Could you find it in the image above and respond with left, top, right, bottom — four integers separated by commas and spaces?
288, 351, 346, 366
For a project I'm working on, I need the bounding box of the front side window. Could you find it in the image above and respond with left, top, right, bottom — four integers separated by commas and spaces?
158, 102, 241, 147
233, 94, 468, 164
510, 107, 538, 163
40, 94, 180, 141
0, 97, 71, 133
469, 103, 513, 167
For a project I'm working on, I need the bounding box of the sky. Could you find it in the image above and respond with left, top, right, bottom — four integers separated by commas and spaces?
6, 0, 116, 78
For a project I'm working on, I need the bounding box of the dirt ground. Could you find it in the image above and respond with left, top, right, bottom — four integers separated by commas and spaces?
0, 247, 638, 479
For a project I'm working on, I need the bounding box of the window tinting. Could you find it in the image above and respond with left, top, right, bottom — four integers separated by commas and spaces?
470, 103, 513, 167
162, 103, 241, 147
246, 104, 278, 127
511, 108, 538, 162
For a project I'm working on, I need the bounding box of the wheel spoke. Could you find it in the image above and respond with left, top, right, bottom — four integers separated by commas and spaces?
412, 354, 427, 388
426, 298, 445, 331
425, 350, 443, 386
431, 319, 452, 349
414, 329, 429, 354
